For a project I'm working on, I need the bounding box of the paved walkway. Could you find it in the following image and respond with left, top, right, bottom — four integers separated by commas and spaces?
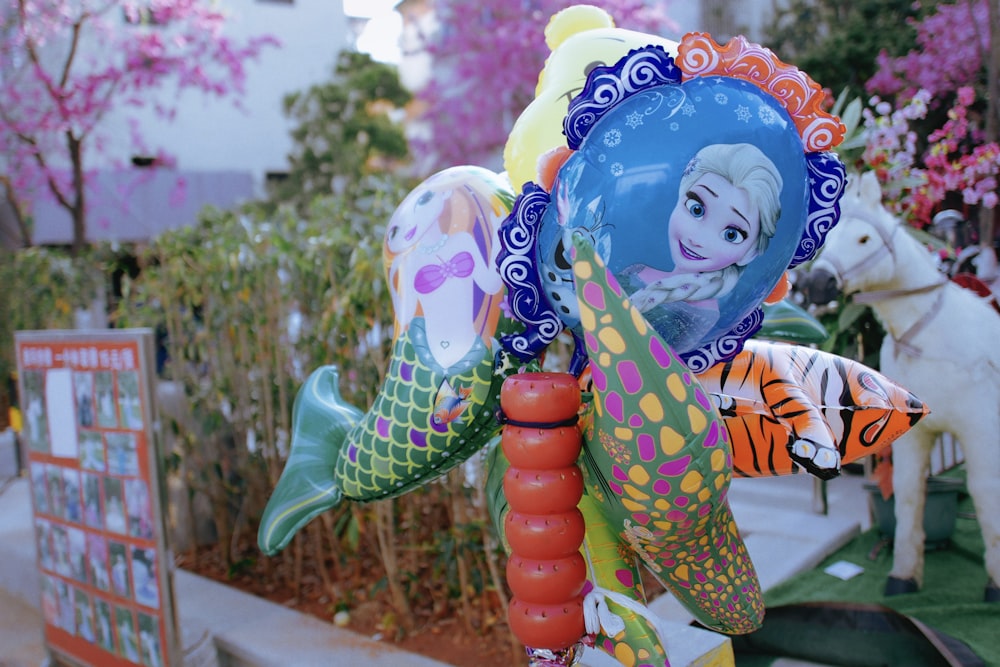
0, 469, 872, 667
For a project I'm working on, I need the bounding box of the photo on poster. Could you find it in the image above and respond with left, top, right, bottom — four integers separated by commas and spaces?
68, 526, 88, 583
109, 541, 131, 599
79, 431, 106, 472
22, 370, 49, 453
46, 465, 65, 519
125, 478, 154, 540
74, 588, 96, 643
82, 473, 104, 529
74, 370, 95, 428
106, 432, 140, 476
138, 612, 165, 667
131, 546, 160, 609
41, 575, 60, 627
46, 368, 80, 459
104, 476, 127, 534
117, 371, 144, 430
86, 533, 110, 592
115, 605, 140, 662
31, 466, 49, 514
35, 519, 53, 571
95, 371, 118, 428
94, 599, 115, 652
52, 525, 71, 578
62, 467, 82, 523
56, 581, 75, 635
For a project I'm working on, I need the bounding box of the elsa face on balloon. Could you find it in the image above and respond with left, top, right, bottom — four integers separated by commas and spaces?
540, 141, 784, 354
622, 143, 782, 351
530, 71, 812, 361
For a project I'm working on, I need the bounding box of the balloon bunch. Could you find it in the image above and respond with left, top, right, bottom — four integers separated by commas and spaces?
258, 6, 930, 667
488, 7, 925, 665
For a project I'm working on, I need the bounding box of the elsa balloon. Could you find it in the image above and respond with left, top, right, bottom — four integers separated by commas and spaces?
499, 39, 848, 371
623, 143, 783, 352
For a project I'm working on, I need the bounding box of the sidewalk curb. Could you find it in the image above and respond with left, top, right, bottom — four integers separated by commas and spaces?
1, 473, 870, 667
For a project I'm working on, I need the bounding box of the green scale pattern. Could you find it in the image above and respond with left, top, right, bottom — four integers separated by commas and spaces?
336, 329, 501, 500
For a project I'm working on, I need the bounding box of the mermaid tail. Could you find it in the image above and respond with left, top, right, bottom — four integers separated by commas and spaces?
571, 233, 764, 634
259, 316, 531, 555
258, 366, 364, 555
335, 320, 502, 500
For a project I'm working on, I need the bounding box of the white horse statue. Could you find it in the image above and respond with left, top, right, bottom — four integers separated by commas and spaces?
811, 171, 1000, 601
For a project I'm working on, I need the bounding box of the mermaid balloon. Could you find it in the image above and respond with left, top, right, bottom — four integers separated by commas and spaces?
258, 166, 537, 555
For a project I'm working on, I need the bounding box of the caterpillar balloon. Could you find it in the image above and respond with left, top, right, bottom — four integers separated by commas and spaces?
259, 6, 930, 667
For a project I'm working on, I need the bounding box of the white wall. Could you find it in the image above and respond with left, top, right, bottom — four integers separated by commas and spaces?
662, 0, 774, 43
97, 0, 351, 190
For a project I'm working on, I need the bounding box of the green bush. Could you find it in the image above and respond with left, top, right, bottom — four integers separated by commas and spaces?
113, 174, 408, 559
0, 245, 109, 426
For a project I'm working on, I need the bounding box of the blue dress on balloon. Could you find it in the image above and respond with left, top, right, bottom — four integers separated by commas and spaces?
618, 270, 720, 354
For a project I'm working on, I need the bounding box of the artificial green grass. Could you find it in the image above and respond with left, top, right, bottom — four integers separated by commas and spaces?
733, 483, 999, 666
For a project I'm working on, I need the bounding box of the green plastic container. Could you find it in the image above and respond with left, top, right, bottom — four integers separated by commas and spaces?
865, 475, 965, 549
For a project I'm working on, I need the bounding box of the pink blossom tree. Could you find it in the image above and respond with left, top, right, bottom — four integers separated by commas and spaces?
866, 0, 1000, 241
867, 0, 991, 101
411, 0, 675, 173
0, 0, 278, 252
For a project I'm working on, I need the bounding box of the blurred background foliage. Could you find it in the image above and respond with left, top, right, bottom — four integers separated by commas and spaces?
764, 0, 930, 101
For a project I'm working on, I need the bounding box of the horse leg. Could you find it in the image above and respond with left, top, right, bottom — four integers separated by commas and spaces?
885, 427, 936, 595
955, 417, 1000, 602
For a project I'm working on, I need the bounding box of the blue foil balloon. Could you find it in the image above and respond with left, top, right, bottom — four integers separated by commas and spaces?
498, 45, 846, 372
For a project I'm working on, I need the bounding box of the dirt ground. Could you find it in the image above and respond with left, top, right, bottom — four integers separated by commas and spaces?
176, 543, 523, 667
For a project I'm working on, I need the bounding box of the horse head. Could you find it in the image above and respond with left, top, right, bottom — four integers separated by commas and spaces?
804, 171, 928, 301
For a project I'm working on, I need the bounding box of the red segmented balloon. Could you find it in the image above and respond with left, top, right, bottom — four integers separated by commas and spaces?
501, 372, 586, 651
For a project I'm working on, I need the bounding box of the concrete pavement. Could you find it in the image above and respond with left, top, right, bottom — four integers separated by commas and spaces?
0, 469, 872, 667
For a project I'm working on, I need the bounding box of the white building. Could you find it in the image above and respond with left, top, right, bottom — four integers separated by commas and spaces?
6, 0, 353, 247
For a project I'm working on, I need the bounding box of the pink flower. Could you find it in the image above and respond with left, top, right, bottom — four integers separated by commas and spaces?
957, 86, 975, 106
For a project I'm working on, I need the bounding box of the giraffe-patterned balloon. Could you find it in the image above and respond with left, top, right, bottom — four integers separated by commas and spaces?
571, 232, 764, 636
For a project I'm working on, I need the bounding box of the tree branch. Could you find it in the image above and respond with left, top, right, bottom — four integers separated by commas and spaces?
0, 175, 33, 247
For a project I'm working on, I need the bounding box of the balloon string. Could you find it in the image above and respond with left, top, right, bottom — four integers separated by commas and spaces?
582, 587, 670, 654
525, 644, 585, 667
497, 409, 579, 429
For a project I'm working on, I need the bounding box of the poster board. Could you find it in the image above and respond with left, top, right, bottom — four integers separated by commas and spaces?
15, 329, 180, 667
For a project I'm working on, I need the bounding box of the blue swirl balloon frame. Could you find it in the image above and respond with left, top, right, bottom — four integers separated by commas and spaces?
497, 45, 846, 373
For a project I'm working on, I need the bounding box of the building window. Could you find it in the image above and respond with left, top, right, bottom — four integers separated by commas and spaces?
122, 5, 167, 26
264, 171, 289, 195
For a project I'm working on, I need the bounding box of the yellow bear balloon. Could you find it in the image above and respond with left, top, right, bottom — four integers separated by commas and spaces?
502, 4, 678, 189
